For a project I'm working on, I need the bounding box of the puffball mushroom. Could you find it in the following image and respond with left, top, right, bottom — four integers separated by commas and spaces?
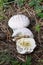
16, 38, 36, 54
8, 14, 36, 54
12, 28, 34, 41
8, 14, 30, 30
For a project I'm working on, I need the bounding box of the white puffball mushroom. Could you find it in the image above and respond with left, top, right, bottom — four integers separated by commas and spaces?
12, 28, 34, 38
12, 28, 34, 41
8, 14, 30, 30
16, 38, 36, 54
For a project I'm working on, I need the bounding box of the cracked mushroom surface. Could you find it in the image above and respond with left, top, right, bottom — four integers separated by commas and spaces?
16, 38, 36, 54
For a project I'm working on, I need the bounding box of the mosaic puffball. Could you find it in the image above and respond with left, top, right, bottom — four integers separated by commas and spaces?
16, 38, 36, 54
8, 14, 36, 54
8, 14, 30, 30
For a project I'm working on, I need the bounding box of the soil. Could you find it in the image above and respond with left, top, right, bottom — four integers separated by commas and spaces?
0, 3, 43, 65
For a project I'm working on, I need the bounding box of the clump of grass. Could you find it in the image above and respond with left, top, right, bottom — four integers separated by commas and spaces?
0, 0, 25, 7
0, 0, 8, 20
0, 51, 31, 65
0, 51, 18, 65
28, 0, 43, 18
35, 24, 40, 32
14, 0, 25, 7
0, 0, 8, 8
0, 0, 43, 19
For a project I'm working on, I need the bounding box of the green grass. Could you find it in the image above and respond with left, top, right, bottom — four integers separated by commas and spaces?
14, 0, 25, 7
0, 51, 31, 65
0, 0, 43, 19
29, 0, 43, 18
35, 24, 40, 32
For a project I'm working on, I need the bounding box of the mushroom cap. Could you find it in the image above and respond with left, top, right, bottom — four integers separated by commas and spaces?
16, 38, 36, 54
8, 14, 30, 29
12, 28, 34, 38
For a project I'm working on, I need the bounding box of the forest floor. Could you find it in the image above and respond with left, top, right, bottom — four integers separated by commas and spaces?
0, 2, 43, 65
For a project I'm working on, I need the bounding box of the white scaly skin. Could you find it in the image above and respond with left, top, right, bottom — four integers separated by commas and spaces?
16, 38, 36, 54
12, 28, 34, 37
12, 28, 34, 39
8, 14, 30, 30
